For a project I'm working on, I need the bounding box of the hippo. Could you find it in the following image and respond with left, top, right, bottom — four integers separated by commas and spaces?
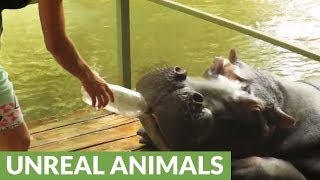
136, 49, 320, 179
204, 49, 320, 179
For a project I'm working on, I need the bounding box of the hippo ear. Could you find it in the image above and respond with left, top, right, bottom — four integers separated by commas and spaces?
212, 57, 225, 75
276, 108, 296, 128
229, 48, 238, 64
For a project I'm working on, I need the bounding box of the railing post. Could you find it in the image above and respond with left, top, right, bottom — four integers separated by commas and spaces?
116, 0, 131, 88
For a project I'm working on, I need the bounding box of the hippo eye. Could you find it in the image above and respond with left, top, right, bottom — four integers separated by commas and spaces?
250, 108, 261, 117
193, 93, 204, 103
242, 85, 251, 94
174, 66, 182, 72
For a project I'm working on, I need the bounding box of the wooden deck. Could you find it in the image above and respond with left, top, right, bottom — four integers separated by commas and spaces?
26, 110, 146, 152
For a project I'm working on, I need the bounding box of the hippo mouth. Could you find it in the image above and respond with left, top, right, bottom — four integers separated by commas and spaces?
138, 113, 172, 150
138, 96, 214, 150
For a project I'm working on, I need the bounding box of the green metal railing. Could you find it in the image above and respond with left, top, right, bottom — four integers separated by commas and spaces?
116, 0, 131, 88
116, 0, 320, 88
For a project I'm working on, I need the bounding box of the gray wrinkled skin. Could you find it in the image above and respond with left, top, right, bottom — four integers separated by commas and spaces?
135, 48, 320, 179
136, 65, 307, 179
136, 66, 285, 154
136, 67, 216, 150
204, 49, 320, 179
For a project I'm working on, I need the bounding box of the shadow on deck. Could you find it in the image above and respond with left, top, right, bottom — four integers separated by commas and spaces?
26, 110, 147, 152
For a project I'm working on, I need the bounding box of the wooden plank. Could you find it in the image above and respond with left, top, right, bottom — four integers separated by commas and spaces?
28, 114, 107, 135
81, 135, 144, 152
27, 109, 110, 134
30, 121, 142, 152
30, 115, 137, 148
134, 146, 157, 151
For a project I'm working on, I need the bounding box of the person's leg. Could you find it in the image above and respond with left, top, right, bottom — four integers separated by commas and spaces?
0, 68, 30, 151
0, 95, 31, 151
0, 122, 30, 151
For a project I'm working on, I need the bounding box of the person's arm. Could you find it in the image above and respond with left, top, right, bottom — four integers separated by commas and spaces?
38, 0, 114, 108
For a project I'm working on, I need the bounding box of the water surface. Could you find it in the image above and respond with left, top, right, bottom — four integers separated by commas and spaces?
1, 0, 319, 121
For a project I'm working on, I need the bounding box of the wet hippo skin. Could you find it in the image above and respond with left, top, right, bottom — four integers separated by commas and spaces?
136, 49, 320, 179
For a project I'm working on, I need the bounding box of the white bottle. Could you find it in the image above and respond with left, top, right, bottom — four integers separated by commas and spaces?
81, 84, 148, 118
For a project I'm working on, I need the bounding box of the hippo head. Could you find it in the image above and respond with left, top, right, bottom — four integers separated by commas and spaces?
204, 49, 296, 151
136, 65, 293, 155
136, 67, 214, 150
207, 49, 295, 126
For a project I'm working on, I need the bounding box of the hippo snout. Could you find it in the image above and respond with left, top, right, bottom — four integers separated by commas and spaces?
136, 67, 215, 150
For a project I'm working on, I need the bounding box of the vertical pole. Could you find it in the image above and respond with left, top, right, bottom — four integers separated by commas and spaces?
116, 0, 131, 88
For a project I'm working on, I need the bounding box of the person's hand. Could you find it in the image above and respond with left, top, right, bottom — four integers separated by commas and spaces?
80, 72, 114, 109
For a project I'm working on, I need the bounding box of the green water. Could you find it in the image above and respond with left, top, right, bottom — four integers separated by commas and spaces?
0, 0, 320, 121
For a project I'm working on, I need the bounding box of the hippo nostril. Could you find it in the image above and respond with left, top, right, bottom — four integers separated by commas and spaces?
174, 66, 182, 72
174, 66, 187, 80
193, 93, 204, 103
